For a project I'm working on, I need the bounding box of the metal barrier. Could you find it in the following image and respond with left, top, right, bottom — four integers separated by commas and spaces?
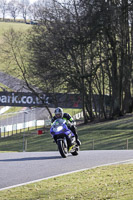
0, 108, 82, 137
0, 108, 51, 137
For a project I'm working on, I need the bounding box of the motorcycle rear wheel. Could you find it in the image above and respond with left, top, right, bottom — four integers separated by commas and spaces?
57, 140, 68, 158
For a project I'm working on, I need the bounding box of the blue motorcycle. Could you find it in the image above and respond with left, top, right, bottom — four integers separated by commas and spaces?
50, 118, 79, 158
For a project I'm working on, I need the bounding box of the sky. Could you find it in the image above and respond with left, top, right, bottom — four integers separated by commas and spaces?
0, 0, 65, 19
29, 0, 36, 3
29, 0, 65, 3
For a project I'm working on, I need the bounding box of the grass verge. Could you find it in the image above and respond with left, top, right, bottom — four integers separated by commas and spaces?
0, 164, 133, 200
0, 22, 30, 39
1, 114, 133, 151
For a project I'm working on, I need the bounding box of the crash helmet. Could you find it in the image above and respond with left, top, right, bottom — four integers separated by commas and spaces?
54, 107, 63, 118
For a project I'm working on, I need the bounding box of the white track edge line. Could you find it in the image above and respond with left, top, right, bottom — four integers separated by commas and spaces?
0, 159, 133, 191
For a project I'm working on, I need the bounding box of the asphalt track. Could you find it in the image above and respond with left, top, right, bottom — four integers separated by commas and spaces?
0, 150, 133, 191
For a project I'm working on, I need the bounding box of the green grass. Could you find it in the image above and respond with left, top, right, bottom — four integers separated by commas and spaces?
63, 108, 82, 116
0, 22, 30, 38
0, 22, 31, 75
0, 129, 56, 152
0, 164, 133, 200
1, 115, 133, 152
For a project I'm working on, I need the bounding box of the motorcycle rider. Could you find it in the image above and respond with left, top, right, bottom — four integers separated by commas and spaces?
51, 107, 81, 146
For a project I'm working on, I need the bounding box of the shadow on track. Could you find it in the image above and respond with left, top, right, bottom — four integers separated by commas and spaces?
0, 156, 61, 162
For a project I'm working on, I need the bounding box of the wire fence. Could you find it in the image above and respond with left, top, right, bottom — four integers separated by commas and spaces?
0, 110, 133, 151
0, 109, 83, 138
0, 109, 51, 138
82, 138, 133, 151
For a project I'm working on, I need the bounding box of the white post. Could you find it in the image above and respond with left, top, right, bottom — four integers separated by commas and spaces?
23, 111, 28, 152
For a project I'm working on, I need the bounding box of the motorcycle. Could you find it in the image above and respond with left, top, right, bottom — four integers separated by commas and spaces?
50, 118, 79, 158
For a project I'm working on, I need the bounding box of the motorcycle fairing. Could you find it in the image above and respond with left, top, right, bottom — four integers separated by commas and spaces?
50, 118, 75, 137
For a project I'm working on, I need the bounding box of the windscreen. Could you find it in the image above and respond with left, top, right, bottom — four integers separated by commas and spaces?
53, 118, 66, 127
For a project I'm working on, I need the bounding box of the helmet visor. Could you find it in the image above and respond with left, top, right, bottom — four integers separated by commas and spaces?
55, 113, 62, 118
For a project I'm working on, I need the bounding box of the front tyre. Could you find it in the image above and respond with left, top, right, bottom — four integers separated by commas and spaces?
57, 140, 68, 158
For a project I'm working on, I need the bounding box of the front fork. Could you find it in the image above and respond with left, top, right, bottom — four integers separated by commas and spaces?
56, 137, 68, 148
63, 137, 68, 148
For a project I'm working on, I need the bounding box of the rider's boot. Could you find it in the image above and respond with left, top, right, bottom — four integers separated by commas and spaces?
70, 126, 81, 146
73, 131, 81, 146
76, 138, 81, 146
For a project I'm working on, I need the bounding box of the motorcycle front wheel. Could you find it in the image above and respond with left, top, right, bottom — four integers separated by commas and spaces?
57, 140, 68, 158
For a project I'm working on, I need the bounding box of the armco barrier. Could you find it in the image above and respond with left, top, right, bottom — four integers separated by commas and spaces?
73, 112, 83, 120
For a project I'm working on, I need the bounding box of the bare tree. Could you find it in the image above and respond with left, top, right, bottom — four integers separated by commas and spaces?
27, 0, 133, 120
28, 2, 38, 20
28, 0, 53, 21
0, 0, 8, 21
19, 0, 30, 23
0, 28, 52, 117
8, 0, 21, 21
27, 0, 98, 123
1, 0, 133, 122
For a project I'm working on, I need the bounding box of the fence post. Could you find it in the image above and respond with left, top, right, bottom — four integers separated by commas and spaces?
92, 139, 94, 150
16, 124, 17, 134
126, 139, 128, 150
12, 125, 13, 136
25, 138, 27, 152
4, 127, 5, 138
